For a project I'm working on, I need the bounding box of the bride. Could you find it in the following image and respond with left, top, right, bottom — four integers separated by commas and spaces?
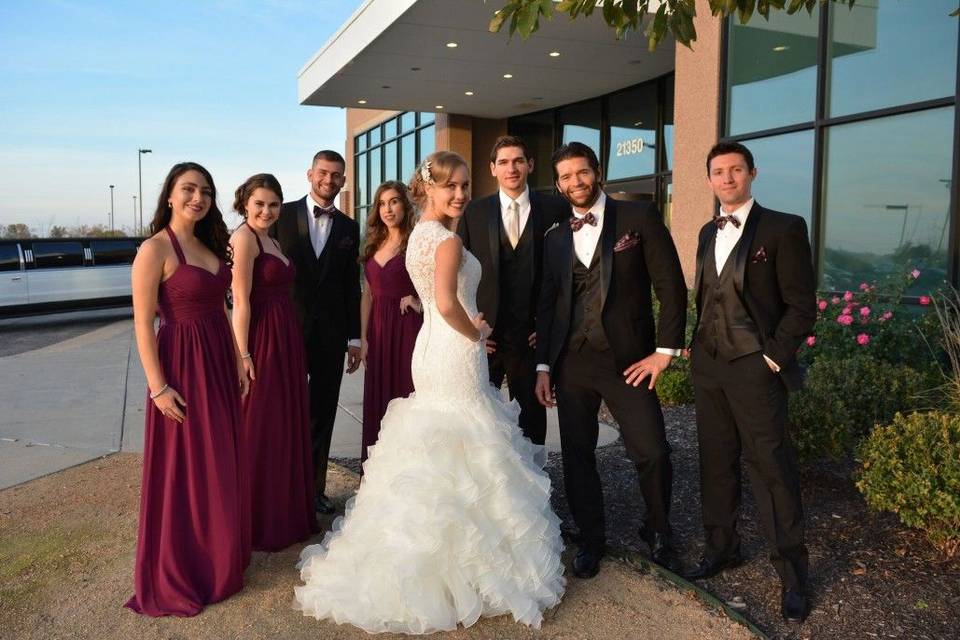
294, 151, 565, 634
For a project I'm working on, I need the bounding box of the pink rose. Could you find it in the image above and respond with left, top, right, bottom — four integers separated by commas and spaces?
857, 333, 870, 346
837, 314, 854, 326
859, 282, 870, 292
860, 306, 871, 317
919, 295, 931, 306
831, 296, 841, 305
882, 311, 893, 320
843, 304, 854, 314
911, 269, 921, 279
817, 299, 828, 311
844, 291, 854, 302
806, 336, 816, 347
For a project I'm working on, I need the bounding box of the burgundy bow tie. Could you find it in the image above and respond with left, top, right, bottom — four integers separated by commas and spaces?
570, 212, 598, 232
713, 213, 741, 230
313, 204, 335, 219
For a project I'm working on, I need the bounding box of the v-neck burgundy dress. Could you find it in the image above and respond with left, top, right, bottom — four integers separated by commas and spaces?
361, 254, 421, 462
240, 226, 317, 551
126, 227, 247, 617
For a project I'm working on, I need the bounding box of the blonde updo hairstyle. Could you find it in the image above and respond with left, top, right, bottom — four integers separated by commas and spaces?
408, 150, 468, 214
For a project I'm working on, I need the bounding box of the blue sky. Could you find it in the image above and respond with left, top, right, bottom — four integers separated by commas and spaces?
0, 0, 361, 235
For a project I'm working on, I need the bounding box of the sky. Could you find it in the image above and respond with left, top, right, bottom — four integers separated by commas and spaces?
0, 0, 362, 236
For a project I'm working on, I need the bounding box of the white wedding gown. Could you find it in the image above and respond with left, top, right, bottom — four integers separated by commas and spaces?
294, 220, 566, 634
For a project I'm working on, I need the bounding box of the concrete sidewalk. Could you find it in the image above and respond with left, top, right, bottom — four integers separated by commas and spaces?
0, 317, 617, 489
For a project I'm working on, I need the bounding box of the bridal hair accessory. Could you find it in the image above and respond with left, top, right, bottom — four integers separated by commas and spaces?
419, 160, 435, 185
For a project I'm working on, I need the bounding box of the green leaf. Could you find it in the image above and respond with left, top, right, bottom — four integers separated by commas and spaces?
517, 1, 540, 37
488, 6, 511, 32
740, 0, 757, 23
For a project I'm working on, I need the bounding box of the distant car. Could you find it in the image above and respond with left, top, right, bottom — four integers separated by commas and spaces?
0, 237, 141, 317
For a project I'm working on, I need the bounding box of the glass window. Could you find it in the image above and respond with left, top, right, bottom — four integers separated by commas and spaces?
663, 75, 675, 171
354, 133, 366, 153
384, 117, 398, 140
400, 112, 416, 132
400, 133, 416, 183
827, 0, 958, 117
743, 130, 815, 231
559, 99, 601, 158
820, 107, 953, 293
726, 7, 819, 135
418, 125, 435, 160
90, 240, 136, 266
419, 112, 435, 126
508, 110, 555, 191
607, 84, 658, 180
32, 242, 83, 268
369, 147, 382, 196
661, 177, 674, 228
0, 244, 20, 272
369, 125, 382, 146
355, 152, 368, 209
384, 141, 398, 182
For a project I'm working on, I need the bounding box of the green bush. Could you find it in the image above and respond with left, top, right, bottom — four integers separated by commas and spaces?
856, 411, 960, 558
788, 354, 938, 461
658, 357, 694, 406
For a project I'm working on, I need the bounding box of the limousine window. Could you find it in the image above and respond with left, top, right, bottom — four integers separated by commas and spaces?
0, 244, 20, 272
32, 241, 84, 268
91, 240, 137, 266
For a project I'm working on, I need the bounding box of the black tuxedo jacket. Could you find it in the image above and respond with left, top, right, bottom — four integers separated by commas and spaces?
692, 202, 817, 391
457, 190, 568, 331
536, 196, 687, 373
273, 196, 361, 350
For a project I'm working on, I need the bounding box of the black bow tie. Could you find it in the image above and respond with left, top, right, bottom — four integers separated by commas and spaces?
713, 213, 741, 230
570, 212, 598, 232
313, 204, 336, 219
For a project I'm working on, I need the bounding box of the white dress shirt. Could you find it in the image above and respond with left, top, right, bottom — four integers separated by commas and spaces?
307, 193, 335, 258
536, 191, 679, 374
499, 186, 531, 242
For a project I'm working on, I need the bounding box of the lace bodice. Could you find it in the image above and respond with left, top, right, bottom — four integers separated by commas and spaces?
405, 220, 487, 403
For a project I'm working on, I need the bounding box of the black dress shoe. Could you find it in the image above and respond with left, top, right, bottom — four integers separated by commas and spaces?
314, 493, 336, 515
572, 546, 604, 579
781, 588, 808, 623
639, 528, 678, 571
682, 554, 743, 581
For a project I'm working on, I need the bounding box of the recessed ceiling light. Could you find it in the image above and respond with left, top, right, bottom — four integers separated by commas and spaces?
435, 105, 444, 109
773, 45, 789, 52
549, 51, 560, 57
464, 91, 474, 96
446, 42, 458, 48
357, 99, 367, 104
633, 121, 643, 126
410, 67, 421, 71
503, 73, 513, 79
381, 85, 391, 89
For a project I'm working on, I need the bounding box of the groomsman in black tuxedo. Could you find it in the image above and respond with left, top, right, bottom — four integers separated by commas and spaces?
535, 142, 687, 578
275, 150, 361, 515
458, 135, 568, 444
684, 141, 816, 624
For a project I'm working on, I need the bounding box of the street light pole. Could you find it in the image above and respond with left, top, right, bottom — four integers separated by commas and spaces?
133, 195, 137, 236
138, 148, 152, 235
109, 184, 115, 233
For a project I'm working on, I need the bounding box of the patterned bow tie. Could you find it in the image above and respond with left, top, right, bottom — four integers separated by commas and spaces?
313, 204, 336, 219
569, 212, 598, 232
713, 213, 741, 230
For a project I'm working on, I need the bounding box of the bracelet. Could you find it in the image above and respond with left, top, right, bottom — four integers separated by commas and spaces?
240, 353, 252, 360
150, 384, 169, 400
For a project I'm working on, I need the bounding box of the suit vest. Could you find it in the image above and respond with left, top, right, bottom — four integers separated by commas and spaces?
567, 240, 610, 352
494, 217, 534, 346
696, 235, 763, 361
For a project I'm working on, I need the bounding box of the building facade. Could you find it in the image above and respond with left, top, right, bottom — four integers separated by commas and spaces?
301, 0, 959, 294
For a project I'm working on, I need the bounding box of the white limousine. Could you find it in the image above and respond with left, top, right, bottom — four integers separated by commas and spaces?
0, 238, 141, 317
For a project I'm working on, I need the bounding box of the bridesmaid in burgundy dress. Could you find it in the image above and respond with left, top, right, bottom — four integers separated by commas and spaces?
127, 162, 249, 617
360, 180, 423, 462
230, 174, 318, 551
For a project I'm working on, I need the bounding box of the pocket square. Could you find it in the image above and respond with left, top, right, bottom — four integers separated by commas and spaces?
751, 246, 768, 263
614, 230, 640, 252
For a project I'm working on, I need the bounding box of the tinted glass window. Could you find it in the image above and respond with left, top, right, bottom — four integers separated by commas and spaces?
384, 117, 398, 140
827, 0, 958, 117
400, 112, 416, 132
369, 146, 382, 197
91, 240, 137, 265
418, 125, 435, 160
726, 7, 819, 135
509, 110, 555, 191
400, 133, 416, 184
355, 151, 368, 209
32, 242, 84, 268
419, 111, 435, 126
384, 140, 398, 182
607, 84, 658, 180
559, 99, 601, 158
745, 130, 815, 231
663, 75, 675, 171
820, 107, 953, 293
0, 244, 20, 272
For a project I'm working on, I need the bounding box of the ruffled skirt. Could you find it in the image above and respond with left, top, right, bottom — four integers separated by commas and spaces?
294, 388, 565, 634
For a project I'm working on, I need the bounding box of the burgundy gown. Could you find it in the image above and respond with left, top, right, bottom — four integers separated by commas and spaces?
240, 225, 318, 551
361, 254, 422, 462
126, 227, 247, 617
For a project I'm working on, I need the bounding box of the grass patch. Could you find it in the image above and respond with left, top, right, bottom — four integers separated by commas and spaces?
0, 524, 98, 610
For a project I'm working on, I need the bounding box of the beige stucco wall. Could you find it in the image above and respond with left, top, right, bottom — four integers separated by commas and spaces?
671, 0, 723, 286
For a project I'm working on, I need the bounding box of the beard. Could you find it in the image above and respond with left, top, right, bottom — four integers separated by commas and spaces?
562, 182, 600, 209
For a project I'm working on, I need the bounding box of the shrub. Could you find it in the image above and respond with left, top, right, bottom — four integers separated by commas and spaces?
856, 411, 960, 558
788, 355, 938, 461
657, 357, 694, 406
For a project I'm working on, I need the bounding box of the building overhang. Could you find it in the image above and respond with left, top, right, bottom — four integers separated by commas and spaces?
298, 0, 676, 119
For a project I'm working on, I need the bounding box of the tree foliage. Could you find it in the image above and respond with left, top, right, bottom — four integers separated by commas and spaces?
489, 1, 953, 51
